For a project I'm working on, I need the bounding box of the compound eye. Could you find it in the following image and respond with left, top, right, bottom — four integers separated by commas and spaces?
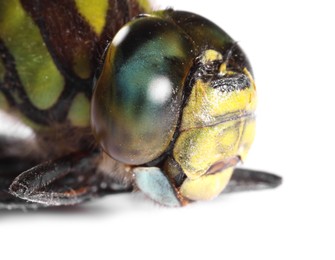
91, 15, 194, 165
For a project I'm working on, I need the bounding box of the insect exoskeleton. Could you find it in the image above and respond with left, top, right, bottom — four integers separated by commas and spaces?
91, 10, 257, 206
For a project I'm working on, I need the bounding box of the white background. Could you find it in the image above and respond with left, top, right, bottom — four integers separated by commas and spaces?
1, 0, 334, 259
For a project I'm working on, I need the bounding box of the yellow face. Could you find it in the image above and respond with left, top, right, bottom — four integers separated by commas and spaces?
166, 50, 257, 201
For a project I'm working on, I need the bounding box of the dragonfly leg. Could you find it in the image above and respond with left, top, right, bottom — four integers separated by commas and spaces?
8, 151, 131, 207
224, 168, 282, 193
0, 134, 42, 209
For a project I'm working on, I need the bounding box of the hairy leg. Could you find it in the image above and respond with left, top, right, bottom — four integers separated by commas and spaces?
9, 151, 131, 207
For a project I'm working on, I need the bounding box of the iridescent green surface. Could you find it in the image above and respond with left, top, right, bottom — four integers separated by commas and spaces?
92, 14, 194, 165
168, 10, 253, 75
169, 11, 232, 51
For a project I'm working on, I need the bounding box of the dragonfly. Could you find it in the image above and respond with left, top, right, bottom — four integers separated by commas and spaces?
0, 0, 281, 210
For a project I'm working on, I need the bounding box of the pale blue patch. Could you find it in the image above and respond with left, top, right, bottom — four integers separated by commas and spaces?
134, 167, 181, 207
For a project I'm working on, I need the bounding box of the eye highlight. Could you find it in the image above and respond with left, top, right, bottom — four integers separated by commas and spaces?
147, 75, 173, 105
111, 25, 130, 47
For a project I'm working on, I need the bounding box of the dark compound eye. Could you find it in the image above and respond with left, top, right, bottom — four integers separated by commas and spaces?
91, 14, 195, 165
91, 10, 254, 168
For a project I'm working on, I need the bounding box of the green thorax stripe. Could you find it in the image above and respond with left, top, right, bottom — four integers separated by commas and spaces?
0, 0, 150, 128
0, 0, 64, 110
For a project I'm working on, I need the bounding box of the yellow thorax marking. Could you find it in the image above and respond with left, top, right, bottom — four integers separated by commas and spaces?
75, 0, 108, 36
137, 0, 152, 13
68, 93, 90, 127
0, 0, 64, 110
